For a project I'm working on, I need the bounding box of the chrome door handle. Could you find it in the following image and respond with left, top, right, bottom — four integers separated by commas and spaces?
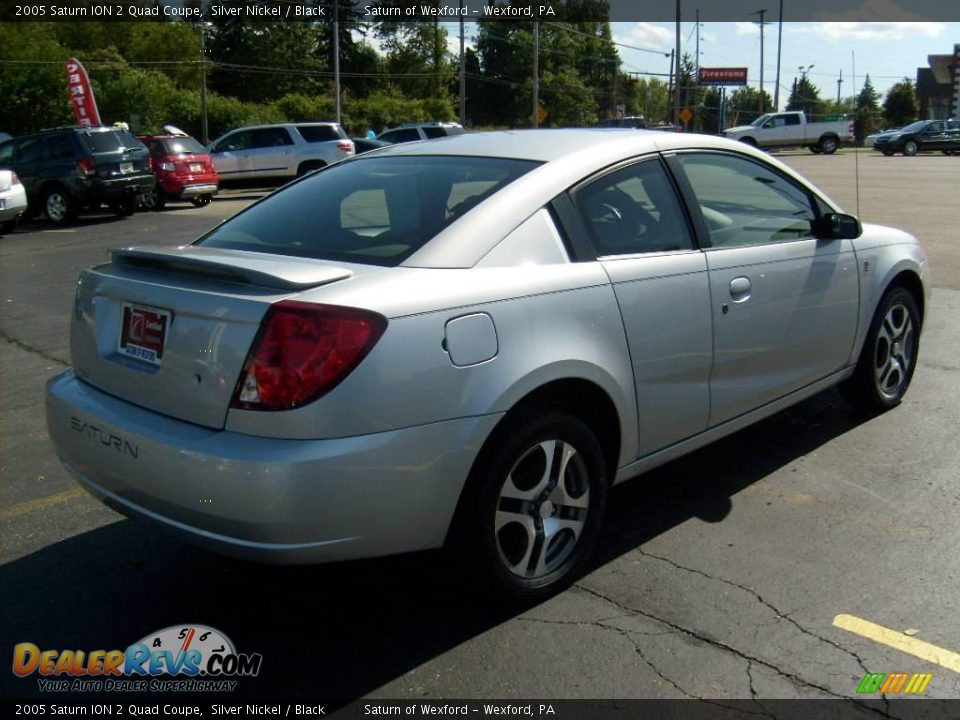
729, 276, 752, 302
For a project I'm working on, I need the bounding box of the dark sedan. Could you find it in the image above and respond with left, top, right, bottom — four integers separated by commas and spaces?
872, 119, 960, 156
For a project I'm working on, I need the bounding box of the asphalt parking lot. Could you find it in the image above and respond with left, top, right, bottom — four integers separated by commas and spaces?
2, 152, 959, 706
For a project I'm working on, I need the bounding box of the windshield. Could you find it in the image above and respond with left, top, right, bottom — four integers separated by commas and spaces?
898, 121, 928, 134
197, 155, 540, 266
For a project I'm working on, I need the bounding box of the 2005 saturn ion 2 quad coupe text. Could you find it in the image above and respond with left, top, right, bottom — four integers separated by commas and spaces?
46, 130, 929, 599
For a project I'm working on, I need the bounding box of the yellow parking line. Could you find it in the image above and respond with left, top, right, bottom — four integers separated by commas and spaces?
0, 487, 86, 522
833, 614, 960, 674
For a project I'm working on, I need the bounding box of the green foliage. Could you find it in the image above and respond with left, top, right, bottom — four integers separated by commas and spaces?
854, 74, 882, 142
883, 79, 918, 127
0, 23, 74, 133
727, 87, 774, 125
786, 75, 824, 118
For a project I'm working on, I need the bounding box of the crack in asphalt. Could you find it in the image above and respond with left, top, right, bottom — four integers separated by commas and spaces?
572, 583, 890, 718
0, 328, 69, 367
635, 547, 874, 676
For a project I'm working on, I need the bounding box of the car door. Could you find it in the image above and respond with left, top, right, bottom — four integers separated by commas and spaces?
570, 155, 713, 455
209, 130, 255, 179
249, 127, 295, 179
669, 150, 860, 426
760, 113, 799, 145
919, 121, 949, 151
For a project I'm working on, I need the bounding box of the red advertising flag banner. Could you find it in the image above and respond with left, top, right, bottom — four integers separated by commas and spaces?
65, 58, 101, 127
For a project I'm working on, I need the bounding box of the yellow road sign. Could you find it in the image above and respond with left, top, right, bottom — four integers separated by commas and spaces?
679, 107, 693, 124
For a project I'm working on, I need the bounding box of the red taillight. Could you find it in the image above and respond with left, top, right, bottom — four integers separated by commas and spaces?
338, 140, 354, 153
231, 301, 387, 411
10, 172, 20, 185
77, 157, 97, 176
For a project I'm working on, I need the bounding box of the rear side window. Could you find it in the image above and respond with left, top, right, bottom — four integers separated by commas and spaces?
575, 158, 693, 256
198, 156, 539, 266
0, 142, 12, 166
251, 128, 293, 148
17, 137, 46, 163
297, 125, 345, 142
422, 126, 446, 139
47, 134, 75, 159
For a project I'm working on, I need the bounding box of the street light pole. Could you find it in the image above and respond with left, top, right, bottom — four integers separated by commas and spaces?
532, 22, 539, 128
459, 0, 465, 126
751, 9, 767, 115
774, 0, 783, 110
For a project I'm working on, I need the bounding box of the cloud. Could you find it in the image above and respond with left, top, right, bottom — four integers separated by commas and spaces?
734, 22, 759, 36
613, 22, 674, 51
794, 21, 946, 40
811, 0, 936, 21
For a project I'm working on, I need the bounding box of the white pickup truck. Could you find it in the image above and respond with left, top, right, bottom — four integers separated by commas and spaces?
723, 111, 854, 154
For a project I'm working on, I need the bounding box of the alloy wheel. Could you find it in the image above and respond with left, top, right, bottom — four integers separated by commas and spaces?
494, 439, 590, 579
873, 303, 915, 400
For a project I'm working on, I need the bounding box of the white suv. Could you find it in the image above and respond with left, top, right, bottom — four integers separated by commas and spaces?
207, 123, 354, 184
377, 122, 465, 145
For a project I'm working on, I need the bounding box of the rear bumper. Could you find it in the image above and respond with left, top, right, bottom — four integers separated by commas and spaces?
46, 369, 501, 564
83, 174, 156, 202
0, 186, 27, 221
175, 183, 218, 199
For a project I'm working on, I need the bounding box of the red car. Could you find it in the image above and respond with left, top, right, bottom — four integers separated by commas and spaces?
137, 133, 219, 209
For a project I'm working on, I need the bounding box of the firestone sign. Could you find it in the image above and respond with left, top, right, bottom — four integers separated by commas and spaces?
698, 67, 748, 86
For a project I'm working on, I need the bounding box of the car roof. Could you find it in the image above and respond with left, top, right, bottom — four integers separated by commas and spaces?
370, 128, 840, 268
370, 128, 726, 162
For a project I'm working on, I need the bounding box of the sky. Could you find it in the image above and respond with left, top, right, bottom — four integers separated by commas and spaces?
442, 21, 958, 112
611, 22, 959, 109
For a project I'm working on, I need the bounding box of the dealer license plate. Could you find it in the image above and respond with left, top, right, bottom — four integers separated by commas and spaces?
118, 303, 171, 365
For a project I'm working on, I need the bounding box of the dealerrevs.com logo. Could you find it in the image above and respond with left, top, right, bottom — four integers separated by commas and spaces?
13, 624, 262, 693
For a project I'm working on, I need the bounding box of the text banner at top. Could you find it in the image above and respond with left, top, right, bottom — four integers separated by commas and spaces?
2, 0, 960, 22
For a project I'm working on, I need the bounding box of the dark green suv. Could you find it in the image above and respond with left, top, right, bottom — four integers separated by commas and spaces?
0, 127, 155, 225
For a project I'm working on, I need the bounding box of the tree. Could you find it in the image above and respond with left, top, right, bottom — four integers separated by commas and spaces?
727, 87, 774, 126
883, 79, 918, 127
786, 75, 825, 118
854, 74, 881, 143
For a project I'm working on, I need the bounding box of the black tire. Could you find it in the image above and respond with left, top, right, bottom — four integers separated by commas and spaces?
818, 135, 839, 154
296, 161, 325, 177
190, 195, 212, 207
0, 218, 17, 235
140, 188, 165, 211
809, 145, 823, 154
882, 150, 895, 156
902, 139, 919, 156
739, 137, 758, 148
453, 411, 608, 601
841, 286, 920, 411
43, 186, 77, 225
111, 196, 137, 217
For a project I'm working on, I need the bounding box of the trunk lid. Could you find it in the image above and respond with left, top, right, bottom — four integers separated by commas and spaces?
70, 246, 354, 429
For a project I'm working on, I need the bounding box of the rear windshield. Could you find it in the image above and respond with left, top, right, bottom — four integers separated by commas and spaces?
297, 124, 347, 142
197, 155, 539, 266
81, 130, 143, 153
161, 137, 206, 155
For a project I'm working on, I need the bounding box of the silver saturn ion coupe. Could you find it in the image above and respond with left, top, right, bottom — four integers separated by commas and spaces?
46, 130, 929, 599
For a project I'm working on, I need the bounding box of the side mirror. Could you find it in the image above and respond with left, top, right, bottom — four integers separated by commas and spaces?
812, 212, 862, 240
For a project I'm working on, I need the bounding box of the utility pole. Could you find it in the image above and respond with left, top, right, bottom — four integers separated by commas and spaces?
532, 22, 539, 128
837, 68, 843, 105
751, 9, 768, 115
674, 0, 682, 125
695, 8, 700, 79
459, 0, 465, 125
333, 2, 341, 125
774, 0, 783, 110
199, 22, 208, 144
667, 49, 675, 123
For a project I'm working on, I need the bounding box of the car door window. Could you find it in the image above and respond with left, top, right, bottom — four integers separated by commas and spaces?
675, 152, 816, 248
381, 129, 421, 144
574, 158, 693, 256
214, 131, 252, 153
46, 134, 74, 160
0, 142, 14, 166
251, 128, 293, 149
422, 126, 446, 139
